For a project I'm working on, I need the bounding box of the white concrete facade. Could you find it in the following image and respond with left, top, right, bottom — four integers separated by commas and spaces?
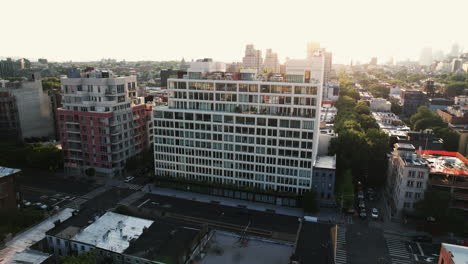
386, 144, 429, 217
153, 61, 324, 195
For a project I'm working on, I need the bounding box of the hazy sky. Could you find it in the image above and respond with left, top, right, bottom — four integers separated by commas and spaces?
3, 0, 467, 64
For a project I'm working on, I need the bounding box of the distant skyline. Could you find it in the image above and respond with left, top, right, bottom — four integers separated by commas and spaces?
3, 0, 467, 64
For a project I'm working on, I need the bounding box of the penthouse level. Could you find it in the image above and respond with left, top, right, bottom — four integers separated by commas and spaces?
153, 59, 324, 195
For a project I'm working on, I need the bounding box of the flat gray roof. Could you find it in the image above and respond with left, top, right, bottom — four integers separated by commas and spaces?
314, 156, 336, 170
0, 166, 20, 178
198, 231, 294, 264
6, 249, 50, 264
71, 212, 154, 253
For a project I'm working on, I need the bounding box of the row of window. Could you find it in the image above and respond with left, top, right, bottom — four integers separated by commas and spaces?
154, 112, 315, 129
169, 81, 318, 95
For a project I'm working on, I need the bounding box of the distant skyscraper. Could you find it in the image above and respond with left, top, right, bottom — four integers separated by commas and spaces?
433, 50, 445, 61
242, 44, 263, 71
419, 47, 433, 66
307, 42, 321, 57
306, 42, 332, 84
370, 57, 378, 65
263, 49, 280, 73
449, 43, 461, 58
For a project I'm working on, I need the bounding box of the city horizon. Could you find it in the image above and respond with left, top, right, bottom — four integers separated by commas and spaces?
3, 0, 467, 65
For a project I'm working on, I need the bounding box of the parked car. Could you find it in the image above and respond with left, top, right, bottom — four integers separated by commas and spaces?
359, 209, 367, 218
412, 235, 432, 243
371, 208, 379, 219
358, 201, 365, 208
23, 201, 31, 207
345, 208, 356, 215
357, 191, 364, 199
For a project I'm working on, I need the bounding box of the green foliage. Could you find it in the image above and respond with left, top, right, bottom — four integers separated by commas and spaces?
414, 191, 468, 235
445, 82, 467, 97
330, 72, 390, 187
354, 102, 371, 115
60, 250, 96, 264
0, 208, 45, 241
302, 191, 319, 213
41, 77, 60, 91
26, 144, 63, 170
409, 106, 445, 131
0, 141, 63, 170
390, 101, 402, 115
85, 168, 95, 177
336, 170, 354, 209
433, 127, 460, 151
125, 147, 154, 172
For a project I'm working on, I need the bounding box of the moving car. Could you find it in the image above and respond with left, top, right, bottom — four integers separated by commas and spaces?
359, 209, 367, 218
358, 201, 365, 208
371, 208, 379, 219
357, 191, 365, 199
124, 176, 135, 183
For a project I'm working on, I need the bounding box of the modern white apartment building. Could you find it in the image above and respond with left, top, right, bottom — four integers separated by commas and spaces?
153, 56, 324, 195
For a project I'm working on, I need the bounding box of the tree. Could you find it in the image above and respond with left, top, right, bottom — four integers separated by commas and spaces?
434, 127, 460, 151
445, 82, 467, 97
85, 168, 95, 177
336, 170, 354, 209
390, 101, 402, 115
302, 190, 319, 214
61, 251, 96, 264
25, 144, 63, 170
335, 96, 356, 112
410, 106, 444, 131
41, 77, 60, 91
354, 102, 371, 115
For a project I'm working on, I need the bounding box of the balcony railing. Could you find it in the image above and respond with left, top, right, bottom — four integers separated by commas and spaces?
428, 179, 468, 189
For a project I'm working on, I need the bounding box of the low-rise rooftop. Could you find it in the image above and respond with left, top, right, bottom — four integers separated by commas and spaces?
198, 230, 294, 264
0, 166, 20, 178
71, 212, 154, 253
441, 243, 468, 264
6, 249, 51, 264
314, 156, 336, 170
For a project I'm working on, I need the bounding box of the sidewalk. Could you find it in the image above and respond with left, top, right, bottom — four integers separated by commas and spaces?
0, 208, 74, 263
143, 185, 304, 217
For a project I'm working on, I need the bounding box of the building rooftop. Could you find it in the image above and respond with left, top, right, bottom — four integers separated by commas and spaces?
395, 143, 416, 151
0, 166, 20, 178
441, 243, 468, 263
198, 230, 294, 264
418, 150, 468, 176
71, 212, 154, 253
123, 219, 204, 263
47, 188, 135, 238
314, 156, 336, 170
6, 249, 51, 264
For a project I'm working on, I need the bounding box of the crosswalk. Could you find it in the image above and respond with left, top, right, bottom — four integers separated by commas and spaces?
336, 226, 347, 264
63, 198, 87, 209
385, 235, 412, 264
124, 183, 143, 190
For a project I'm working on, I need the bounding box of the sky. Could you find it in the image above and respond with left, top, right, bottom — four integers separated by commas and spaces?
2, 0, 467, 64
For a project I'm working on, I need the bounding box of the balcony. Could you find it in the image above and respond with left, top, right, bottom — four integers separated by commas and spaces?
105, 89, 116, 95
